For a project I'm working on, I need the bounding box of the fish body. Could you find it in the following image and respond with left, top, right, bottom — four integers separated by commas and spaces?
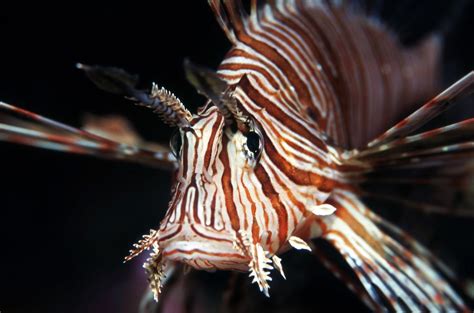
0, 1, 473, 312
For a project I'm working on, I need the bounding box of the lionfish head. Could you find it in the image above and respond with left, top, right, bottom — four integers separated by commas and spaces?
140, 61, 335, 300
82, 62, 334, 299
158, 78, 263, 270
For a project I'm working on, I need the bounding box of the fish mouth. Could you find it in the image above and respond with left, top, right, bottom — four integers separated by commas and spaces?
160, 239, 248, 271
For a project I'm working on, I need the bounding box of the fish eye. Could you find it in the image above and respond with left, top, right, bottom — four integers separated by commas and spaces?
170, 130, 182, 159
245, 130, 263, 160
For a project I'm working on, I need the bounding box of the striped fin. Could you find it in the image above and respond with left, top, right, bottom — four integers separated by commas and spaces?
351, 150, 474, 216
213, 0, 442, 148
367, 71, 474, 148
356, 118, 474, 161
319, 189, 469, 312
312, 240, 378, 311
346, 73, 474, 216
355, 165, 474, 216
362, 143, 474, 168
0, 101, 176, 170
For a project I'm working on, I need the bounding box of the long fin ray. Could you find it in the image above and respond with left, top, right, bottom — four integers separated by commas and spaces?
317, 189, 469, 311
367, 71, 474, 148
357, 118, 474, 160
0, 101, 176, 169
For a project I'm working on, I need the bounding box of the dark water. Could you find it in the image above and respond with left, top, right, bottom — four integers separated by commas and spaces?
0, 1, 473, 312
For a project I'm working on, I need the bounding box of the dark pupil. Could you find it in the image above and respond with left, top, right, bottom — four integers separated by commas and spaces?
246, 131, 260, 154
170, 131, 182, 158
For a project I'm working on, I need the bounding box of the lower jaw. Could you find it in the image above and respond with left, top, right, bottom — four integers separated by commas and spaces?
177, 257, 249, 272
161, 241, 249, 271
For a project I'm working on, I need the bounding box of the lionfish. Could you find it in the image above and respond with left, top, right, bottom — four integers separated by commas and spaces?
1, 0, 473, 311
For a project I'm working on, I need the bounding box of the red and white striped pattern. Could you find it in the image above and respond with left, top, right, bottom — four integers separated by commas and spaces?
0, 1, 472, 311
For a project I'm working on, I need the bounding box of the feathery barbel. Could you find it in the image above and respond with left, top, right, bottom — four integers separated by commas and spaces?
77, 63, 193, 128
146, 83, 193, 128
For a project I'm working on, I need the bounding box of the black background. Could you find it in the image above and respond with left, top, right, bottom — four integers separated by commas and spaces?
0, 2, 473, 312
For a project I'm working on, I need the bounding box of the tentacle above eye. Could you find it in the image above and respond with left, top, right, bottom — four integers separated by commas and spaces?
77, 63, 193, 129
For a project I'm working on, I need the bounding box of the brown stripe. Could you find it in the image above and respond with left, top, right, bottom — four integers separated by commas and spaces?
190, 224, 233, 244
210, 192, 217, 229
264, 137, 335, 192
252, 12, 326, 107
220, 136, 241, 231
254, 165, 288, 246
328, 196, 384, 256
236, 74, 327, 148
159, 224, 183, 242
227, 12, 317, 116
219, 49, 280, 90
203, 114, 223, 170
239, 172, 261, 243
